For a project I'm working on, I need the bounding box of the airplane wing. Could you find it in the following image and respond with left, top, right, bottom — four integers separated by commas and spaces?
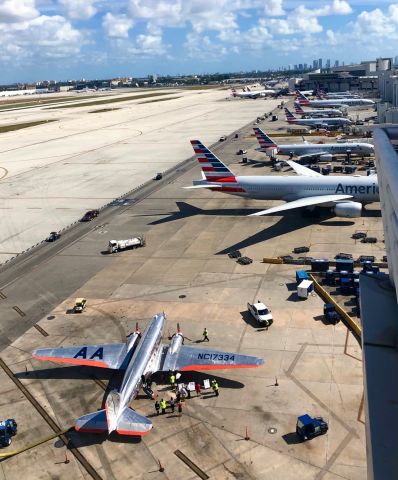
32, 343, 128, 369
286, 160, 323, 177
295, 152, 329, 162
159, 345, 263, 371
183, 184, 219, 189
249, 194, 353, 217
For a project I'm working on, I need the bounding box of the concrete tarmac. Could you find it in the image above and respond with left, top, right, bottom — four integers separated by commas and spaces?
0, 88, 278, 262
0, 111, 380, 479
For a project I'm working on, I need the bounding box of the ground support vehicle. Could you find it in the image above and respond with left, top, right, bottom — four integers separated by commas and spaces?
108, 236, 146, 253
296, 414, 328, 441
0, 420, 17, 447
247, 302, 273, 326
73, 298, 87, 313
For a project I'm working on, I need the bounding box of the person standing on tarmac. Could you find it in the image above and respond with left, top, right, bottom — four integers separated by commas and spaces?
202, 328, 209, 342
212, 379, 219, 397
195, 382, 201, 396
170, 397, 175, 414
170, 371, 176, 390
160, 398, 167, 414
155, 400, 160, 416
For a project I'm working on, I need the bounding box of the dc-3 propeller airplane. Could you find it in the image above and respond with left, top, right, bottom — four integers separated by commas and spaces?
32, 313, 263, 436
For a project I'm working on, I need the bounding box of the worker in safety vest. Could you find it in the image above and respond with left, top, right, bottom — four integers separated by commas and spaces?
170, 372, 176, 389
212, 380, 219, 397
160, 398, 167, 414
202, 328, 209, 342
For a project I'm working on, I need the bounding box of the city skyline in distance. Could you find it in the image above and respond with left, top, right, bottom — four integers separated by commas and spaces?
1, 1, 398, 83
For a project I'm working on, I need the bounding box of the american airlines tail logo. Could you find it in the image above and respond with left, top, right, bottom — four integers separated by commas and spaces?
254, 128, 277, 148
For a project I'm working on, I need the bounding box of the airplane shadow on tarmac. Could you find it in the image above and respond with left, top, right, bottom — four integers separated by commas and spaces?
142, 201, 363, 253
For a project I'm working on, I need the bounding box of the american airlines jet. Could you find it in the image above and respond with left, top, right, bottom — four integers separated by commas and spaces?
297, 90, 374, 108
294, 102, 344, 118
285, 108, 351, 128
231, 87, 275, 98
185, 140, 379, 218
254, 128, 374, 161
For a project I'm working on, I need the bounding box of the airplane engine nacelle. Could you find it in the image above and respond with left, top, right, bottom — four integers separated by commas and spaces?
169, 333, 184, 354
334, 201, 362, 218
319, 154, 333, 162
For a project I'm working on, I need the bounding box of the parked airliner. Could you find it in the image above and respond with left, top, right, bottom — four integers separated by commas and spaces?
254, 128, 374, 161
294, 102, 344, 118
231, 87, 275, 98
185, 140, 379, 218
296, 90, 374, 108
285, 108, 351, 128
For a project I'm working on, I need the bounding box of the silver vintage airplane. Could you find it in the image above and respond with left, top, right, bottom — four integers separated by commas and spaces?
32, 313, 263, 436
185, 140, 379, 218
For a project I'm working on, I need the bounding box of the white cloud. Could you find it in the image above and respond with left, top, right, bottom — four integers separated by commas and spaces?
265, 0, 284, 16
0, 14, 83, 61
59, 0, 98, 21
0, 0, 39, 23
102, 12, 134, 38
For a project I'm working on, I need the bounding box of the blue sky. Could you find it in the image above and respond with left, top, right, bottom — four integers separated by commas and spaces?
1, 0, 398, 83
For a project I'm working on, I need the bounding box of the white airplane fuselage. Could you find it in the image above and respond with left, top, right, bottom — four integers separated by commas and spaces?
288, 116, 351, 127
309, 98, 374, 108
274, 142, 374, 157
205, 175, 379, 203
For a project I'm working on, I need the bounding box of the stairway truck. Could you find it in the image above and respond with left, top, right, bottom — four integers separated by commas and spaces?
108, 236, 146, 253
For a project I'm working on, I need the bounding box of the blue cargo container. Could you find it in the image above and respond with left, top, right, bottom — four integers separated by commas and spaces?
296, 270, 309, 284
335, 259, 354, 273
340, 277, 352, 294
311, 259, 329, 272
362, 261, 373, 272
325, 270, 335, 285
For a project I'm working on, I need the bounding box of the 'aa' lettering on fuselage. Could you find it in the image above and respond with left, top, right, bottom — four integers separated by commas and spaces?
197, 353, 235, 361
73, 346, 104, 360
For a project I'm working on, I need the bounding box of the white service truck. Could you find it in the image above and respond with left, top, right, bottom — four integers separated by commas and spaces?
108, 236, 145, 253
247, 301, 273, 327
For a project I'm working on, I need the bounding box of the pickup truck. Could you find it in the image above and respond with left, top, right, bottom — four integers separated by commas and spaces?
247, 301, 273, 327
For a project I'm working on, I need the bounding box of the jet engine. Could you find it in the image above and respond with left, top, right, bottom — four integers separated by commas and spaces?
319, 153, 333, 161
334, 201, 362, 218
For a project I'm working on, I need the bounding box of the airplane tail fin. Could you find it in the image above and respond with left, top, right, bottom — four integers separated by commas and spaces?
105, 390, 120, 433
230, 88, 238, 97
294, 102, 304, 114
284, 108, 296, 122
295, 90, 311, 105
115, 408, 152, 436
75, 401, 152, 436
190, 140, 236, 182
253, 128, 277, 149
75, 409, 107, 433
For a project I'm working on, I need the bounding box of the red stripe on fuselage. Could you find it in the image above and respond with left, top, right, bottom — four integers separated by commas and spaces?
205, 176, 237, 182
211, 187, 245, 193
32, 355, 109, 369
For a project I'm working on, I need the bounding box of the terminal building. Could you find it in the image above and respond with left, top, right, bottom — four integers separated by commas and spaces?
363, 126, 398, 479
298, 58, 392, 95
